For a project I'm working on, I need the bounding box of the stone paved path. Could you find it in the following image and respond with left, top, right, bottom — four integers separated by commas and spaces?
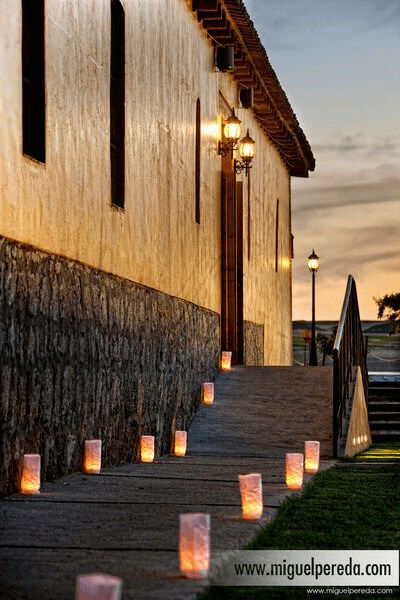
0, 366, 336, 600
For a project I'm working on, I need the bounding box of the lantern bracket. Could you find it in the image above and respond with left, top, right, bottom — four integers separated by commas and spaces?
234, 158, 252, 177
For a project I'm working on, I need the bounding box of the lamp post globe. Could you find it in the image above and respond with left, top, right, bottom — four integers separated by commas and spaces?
307, 250, 319, 366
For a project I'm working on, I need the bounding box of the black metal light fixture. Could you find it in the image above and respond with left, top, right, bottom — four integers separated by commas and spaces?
218, 108, 242, 158
234, 129, 255, 177
307, 249, 320, 366
218, 110, 255, 176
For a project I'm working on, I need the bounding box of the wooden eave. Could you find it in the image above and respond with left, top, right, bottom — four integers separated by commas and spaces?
191, 0, 315, 177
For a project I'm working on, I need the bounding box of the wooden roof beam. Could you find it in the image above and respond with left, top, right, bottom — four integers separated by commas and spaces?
192, 0, 219, 11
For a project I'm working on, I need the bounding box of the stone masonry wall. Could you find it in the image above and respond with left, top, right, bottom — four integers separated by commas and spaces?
243, 321, 264, 365
0, 235, 220, 496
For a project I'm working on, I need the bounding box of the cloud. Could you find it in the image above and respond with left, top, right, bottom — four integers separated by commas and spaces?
312, 134, 400, 159
292, 178, 400, 213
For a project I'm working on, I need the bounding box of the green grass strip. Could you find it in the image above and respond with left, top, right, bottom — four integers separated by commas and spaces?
343, 442, 400, 462
199, 464, 400, 600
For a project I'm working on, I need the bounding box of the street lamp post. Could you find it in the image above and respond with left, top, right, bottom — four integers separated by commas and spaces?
307, 249, 319, 366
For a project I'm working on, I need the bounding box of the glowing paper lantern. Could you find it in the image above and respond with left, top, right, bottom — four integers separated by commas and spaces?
20, 454, 40, 495
179, 513, 210, 578
174, 431, 187, 456
238, 473, 263, 519
286, 453, 304, 489
220, 351, 232, 371
84, 440, 102, 474
141, 435, 154, 463
75, 573, 122, 600
304, 441, 320, 473
202, 382, 214, 405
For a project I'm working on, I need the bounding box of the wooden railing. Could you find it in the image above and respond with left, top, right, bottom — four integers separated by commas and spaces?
332, 276, 368, 457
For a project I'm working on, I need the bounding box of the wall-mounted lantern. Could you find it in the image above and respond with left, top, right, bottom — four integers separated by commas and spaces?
141, 436, 155, 463
84, 440, 102, 474
20, 454, 41, 495
234, 129, 256, 177
179, 513, 210, 578
218, 109, 256, 177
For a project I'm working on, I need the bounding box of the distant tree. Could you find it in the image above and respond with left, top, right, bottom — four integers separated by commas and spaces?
374, 292, 400, 334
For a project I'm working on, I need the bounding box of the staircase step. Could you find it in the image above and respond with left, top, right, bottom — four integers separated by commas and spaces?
368, 402, 400, 412
369, 421, 400, 428
371, 430, 400, 442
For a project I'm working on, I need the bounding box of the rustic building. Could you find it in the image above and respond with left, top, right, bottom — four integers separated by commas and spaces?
0, 0, 315, 495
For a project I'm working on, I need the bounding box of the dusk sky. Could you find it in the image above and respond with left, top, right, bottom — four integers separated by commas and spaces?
246, 0, 400, 321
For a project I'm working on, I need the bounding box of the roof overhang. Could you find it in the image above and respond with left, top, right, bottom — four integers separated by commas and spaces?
192, 0, 316, 177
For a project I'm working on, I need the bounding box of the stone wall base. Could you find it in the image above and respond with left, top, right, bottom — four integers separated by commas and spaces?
0, 235, 220, 496
243, 321, 264, 365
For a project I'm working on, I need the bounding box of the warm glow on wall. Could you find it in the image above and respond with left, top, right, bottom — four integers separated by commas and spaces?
238, 473, 263, 519
174, 431, 187, 456
304, 441, 320, 473
75, 573, 122, 600
202, 382, 214, 405
179, 513, 210, 578
286, 453, 304, 489
220, 351, 232, 371
20, 454, 40, 494
84, 440, 102, 474
141, 436, 155, 463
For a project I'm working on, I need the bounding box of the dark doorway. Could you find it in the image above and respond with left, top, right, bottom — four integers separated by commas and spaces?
221, 171, 244, 364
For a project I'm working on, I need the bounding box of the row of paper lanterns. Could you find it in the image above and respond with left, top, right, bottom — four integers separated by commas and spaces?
18, 349, 320, 596
19, 376, 220, 494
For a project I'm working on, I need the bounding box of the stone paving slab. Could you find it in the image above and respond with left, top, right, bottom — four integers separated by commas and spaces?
0, 367, 335, 599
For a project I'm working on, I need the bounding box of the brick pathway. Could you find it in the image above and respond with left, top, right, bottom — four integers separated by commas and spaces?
0, 366, 336, 600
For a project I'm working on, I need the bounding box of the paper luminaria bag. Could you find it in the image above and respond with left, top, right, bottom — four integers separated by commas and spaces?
179, 513, 211, 578
238, 473, 263, 519
174, 431, 187, 456
304, 440, 320, 473
75, 573, 122, 600
286, 453, 304, 489
202, 382, 214, 405
84, 440, 102, 474
220, 351, 232, 370
140, 435, 155, 463
20, 454, 41, 494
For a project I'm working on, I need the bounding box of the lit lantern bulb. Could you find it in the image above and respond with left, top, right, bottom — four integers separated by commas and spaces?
84, 440, 102, 474
202, 382, 214, 405
179, 513, 210, 578
174, 431, 187, 457
140, 436, 155, 463
238, 473, 263, 519
304, 441, 320, 473
286, 453, 304, 489
220, 351, 232, 371
75, 573, 122, 600
20, 454, 41, 495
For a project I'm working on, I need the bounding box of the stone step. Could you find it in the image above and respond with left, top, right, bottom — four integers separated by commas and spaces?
368, 412, 400, 422
368, 401, 400, 413
371, 430, 400, 442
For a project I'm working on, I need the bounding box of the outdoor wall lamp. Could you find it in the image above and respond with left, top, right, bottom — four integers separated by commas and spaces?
307, 249, 320, 366
218, 110, 256, 176
234, 129, 256, 177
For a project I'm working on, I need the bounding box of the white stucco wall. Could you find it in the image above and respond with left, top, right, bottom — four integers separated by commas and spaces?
0, 0, 294, 364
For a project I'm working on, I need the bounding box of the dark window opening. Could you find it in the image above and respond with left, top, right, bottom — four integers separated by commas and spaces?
195, 98, 201, 224
110, 0, 125, 209
22, 0, 45, 163
275, 199, 279, 272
